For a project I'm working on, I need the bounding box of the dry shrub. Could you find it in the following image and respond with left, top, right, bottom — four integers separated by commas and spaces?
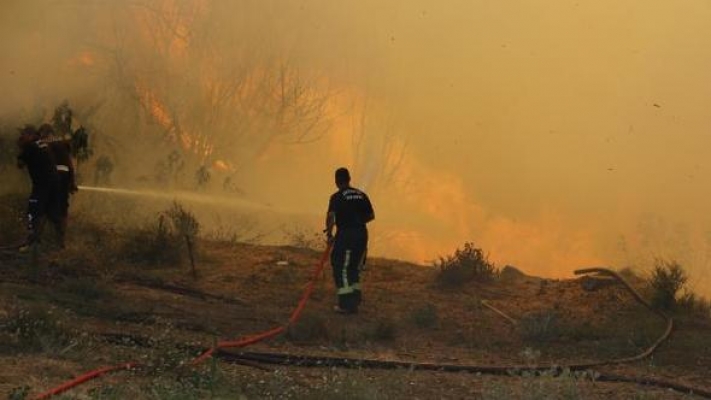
434, 242, 498, 288
648, 259, 688, 310
121, 202, 200, 268
122, 213, 182, 266
166, 201, 200, 240
284, 225, 324, 251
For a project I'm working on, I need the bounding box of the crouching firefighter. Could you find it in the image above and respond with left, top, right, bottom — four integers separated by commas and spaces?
325, 167, 375, 314
16, 125, 61, 250
39, 124, 78, 248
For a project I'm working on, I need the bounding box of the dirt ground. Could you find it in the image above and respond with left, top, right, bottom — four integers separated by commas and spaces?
0, 234, 710, 399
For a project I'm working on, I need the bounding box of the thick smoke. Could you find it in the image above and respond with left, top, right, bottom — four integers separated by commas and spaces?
2, 0, 710, 295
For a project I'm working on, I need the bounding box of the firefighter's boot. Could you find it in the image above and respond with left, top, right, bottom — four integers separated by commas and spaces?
19, 214, 42, 252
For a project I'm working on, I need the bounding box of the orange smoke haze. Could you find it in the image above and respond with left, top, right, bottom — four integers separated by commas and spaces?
1, 0, 711, 296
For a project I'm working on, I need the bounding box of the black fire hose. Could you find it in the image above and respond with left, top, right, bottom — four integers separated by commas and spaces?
98, 267, 708, 398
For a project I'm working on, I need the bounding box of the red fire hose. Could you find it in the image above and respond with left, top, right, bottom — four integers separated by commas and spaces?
33, 363, 139, 399
33, 243, 332, 399
29, 255, 698, 398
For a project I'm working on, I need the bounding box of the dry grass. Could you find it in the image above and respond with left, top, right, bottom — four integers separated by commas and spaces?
0, 199, 709, 399
410, 304, 439, 329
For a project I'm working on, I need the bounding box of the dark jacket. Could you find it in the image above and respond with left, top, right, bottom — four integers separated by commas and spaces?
17, 139, 59, 186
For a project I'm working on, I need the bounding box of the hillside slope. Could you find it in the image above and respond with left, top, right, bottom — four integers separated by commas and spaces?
1, 230, 710, 399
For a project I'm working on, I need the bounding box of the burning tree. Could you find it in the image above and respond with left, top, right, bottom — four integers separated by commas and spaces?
30, 0, 413, 196
81, 0, 334, 189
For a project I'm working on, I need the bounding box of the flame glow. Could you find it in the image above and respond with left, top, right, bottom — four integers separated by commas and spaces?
5, 0, 709, 294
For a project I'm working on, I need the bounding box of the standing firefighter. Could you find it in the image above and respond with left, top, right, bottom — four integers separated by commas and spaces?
325, 167, 375, 314
39, 124, 77, 248
16, 125, 61, 250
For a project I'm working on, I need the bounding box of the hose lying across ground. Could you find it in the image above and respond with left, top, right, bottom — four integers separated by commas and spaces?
572, 268, 675, 365
215, 349, 711, 398
32, 244, 333, 399
22, 252, 711, 398
206, 268, 706, 396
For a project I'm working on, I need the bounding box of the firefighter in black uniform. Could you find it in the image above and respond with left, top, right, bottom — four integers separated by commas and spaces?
16, 125, 61, 250
325, 167, 375, 314
39, 124, 77, 248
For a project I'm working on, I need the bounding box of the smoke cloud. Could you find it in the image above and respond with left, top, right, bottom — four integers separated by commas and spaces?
2, 0, 710, 295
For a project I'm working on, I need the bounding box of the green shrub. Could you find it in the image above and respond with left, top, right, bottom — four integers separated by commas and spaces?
649, 259, 688, 310
434, 242, 498, 288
